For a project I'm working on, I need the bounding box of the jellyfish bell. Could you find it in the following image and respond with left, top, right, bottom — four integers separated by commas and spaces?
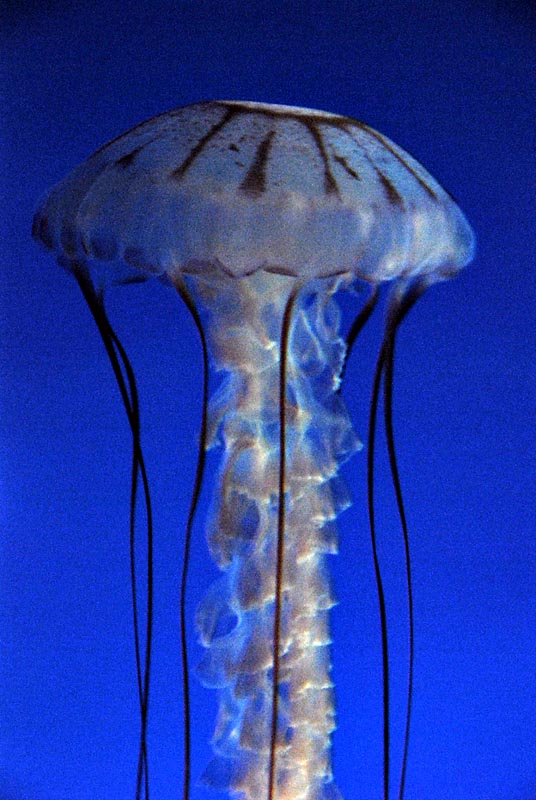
33, 101, 474, 800
33, 100, 472, 281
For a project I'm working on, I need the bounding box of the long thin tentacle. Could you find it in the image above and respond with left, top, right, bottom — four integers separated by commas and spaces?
343, 278, 426, 800
73, 266, 153, 800
341, 284, 392, 798
106, 323, 152, 800
383, 280, 428, 800
339, 284, 379, 389
172, 276, 210, 800
268, 286, 301, 800
367, 333, 391, 800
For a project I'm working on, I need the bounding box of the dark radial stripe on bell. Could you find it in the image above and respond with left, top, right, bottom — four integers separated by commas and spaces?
239, 131, 275, 196
170, 107, 238, 181
302, 121, 340, 197
115, 144, 146, 169
357, 123, 438, 201
333, 153, 361, 182
376, 169, 404, 208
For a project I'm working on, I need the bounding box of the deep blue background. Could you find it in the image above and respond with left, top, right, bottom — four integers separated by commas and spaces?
1, 2, 535, 799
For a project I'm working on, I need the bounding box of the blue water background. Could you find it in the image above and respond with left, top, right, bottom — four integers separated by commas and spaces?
1, 2, 535, 798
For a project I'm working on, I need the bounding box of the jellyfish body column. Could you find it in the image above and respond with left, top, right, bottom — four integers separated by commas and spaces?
184, 267, 358, 800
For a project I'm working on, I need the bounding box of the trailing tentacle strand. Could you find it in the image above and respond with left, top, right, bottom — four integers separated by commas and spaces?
72, 265, 154, 800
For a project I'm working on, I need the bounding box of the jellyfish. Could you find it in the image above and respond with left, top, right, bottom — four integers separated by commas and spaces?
32, 101, 474, 800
